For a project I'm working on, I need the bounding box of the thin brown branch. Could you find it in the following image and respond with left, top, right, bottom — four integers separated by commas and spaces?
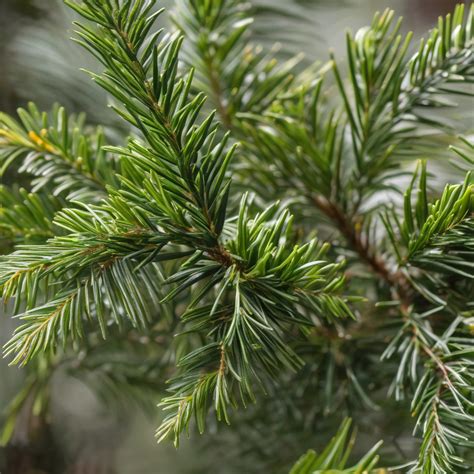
311, 194, 411, 305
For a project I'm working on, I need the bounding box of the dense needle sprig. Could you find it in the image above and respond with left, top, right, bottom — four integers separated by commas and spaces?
0, 1, 473, 472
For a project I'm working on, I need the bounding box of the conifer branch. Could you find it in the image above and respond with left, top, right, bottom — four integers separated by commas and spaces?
175, 2, 473, 303
1, 1, 472, 469
0, 0, 354, 446
173, 2, 474, 468
172, 0, 302, 128
0, 103, 118, 201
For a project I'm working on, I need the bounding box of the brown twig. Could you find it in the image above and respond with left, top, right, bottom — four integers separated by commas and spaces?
311, 194, 411, 306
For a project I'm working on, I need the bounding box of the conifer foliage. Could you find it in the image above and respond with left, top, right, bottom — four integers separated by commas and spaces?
0, 1, 473, 473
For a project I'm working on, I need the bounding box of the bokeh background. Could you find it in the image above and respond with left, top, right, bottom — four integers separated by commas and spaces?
0, 0, 468, 473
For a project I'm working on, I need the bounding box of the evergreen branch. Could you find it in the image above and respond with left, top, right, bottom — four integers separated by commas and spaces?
0, 103, 118, 201
0, 0, 472, 468
63, 0, 353, 309
157, 197, 353, 445
172, 0, 302, 129
377, 158, 474, 471
156, 343, 227, 447
175, 2, 473, 211
408, 5, 474, 102
1, 256, 168, 365
235, 6, 472, 286
180, 3, 472, 315
236, 77, 344, 203
66, 0, 238, 252
383, 161, 473, 305
0, 204, 175, 363
4, 257, 179, 364
0, 0, 357, 445
237, 99, 411, 299
331, 4, 474, 197
383, 314, 474, 473
385, 161, 472, 260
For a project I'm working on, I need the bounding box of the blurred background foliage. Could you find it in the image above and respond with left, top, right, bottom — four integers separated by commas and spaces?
0, 0, 467, 473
